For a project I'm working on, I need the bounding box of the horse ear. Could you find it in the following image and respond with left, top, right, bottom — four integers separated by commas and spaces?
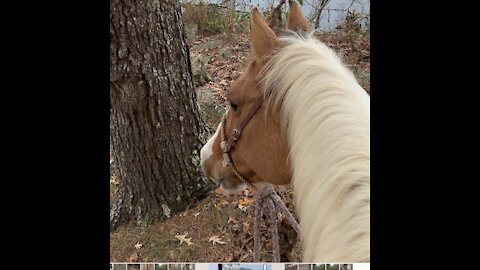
250, 7, 279, 59
287, 0, 308, 32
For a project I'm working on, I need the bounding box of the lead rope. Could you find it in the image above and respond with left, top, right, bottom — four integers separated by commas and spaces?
252, 185, 301, 262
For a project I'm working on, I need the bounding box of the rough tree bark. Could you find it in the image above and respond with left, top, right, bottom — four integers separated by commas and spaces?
110, 0, 210, 230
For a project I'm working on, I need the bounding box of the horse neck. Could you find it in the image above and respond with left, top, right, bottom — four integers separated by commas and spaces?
287, 80, 370, 262
265, 36, 370, 261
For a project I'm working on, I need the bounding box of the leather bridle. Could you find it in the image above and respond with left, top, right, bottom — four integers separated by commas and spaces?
219, 92, 271, 186
218, 91, 301, 264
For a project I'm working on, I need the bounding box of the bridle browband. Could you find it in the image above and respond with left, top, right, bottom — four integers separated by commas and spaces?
220, 91, 272, 186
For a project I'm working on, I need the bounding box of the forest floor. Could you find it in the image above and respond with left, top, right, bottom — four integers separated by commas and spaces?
110, 29, 370, 263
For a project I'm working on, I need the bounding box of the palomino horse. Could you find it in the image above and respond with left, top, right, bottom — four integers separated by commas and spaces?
200, 0, 369, 262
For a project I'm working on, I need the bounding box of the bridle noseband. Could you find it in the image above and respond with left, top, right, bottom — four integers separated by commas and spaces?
219, 92, 271, 186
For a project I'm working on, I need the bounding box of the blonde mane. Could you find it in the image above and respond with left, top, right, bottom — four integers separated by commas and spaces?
263, 34, 370, 262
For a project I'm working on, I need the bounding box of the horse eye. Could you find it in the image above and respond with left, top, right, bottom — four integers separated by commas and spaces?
230, 102, 238, 111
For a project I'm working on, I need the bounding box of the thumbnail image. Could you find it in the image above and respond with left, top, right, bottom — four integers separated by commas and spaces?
140, 264, 156, 270
156, 264, 168, 270
128, 264, 140, 270
170, 264, 195, 270
112, 264, 127, 270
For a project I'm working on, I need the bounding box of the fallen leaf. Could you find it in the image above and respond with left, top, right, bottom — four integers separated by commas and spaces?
225, 253, 234, 262
238, 197, 254, 206
175, 232, 194, 246
243, 222, 250, 232
219, 79, 228, 86
227, 215, 237, 224
127, 252, 139, 262
194, 212, 200, 217
134, 242, 142, 250
208, 235, 226, 245
110, 175, 119, 185
218, 198, 229, 206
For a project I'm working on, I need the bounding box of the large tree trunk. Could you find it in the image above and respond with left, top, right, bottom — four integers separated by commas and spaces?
110, 0, 210, 230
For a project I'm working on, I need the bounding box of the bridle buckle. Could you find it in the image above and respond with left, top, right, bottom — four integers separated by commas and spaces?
231, 129, 241, 141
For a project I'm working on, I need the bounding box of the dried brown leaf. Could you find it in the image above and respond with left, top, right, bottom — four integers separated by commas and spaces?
175, 232, 194, 246
227, 215, 237, 224
238, 204, 248, 211
243, 222, 250, 232
224, 254, 234, 262
219, 198, 229, 206
208, 235, 226, 245
127, 252, 139, 262
238, 197, 255, 206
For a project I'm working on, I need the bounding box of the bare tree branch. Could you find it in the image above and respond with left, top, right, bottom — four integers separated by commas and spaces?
269, 0, 286, 32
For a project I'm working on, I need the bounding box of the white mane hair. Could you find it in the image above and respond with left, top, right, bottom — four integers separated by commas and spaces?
262, 33, 370, 262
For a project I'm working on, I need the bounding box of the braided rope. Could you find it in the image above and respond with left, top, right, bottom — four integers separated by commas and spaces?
265, 196, 280, 262
220, 110, 228, 145
252, 185, 300, 262
269, 191, 301, 234
253, 197, 262, 261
